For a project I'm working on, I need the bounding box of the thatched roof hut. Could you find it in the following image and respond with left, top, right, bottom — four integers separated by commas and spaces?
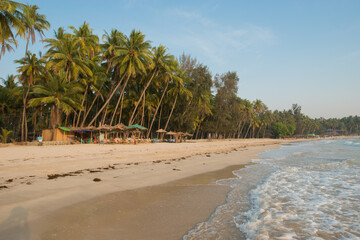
166, 131, 177, 135
156, 129, 167, 133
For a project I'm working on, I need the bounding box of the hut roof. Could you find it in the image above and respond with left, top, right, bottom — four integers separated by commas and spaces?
113, 123, 127, 130
97, 124, 111, 130
185, 132, 193, 137
58, 126, 71, 132
156, 129, 167, 133
166, 131, 177, 135
126, 124, 147, 131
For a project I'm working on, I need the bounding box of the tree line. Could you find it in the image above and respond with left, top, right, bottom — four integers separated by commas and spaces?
1, 1, 359, 142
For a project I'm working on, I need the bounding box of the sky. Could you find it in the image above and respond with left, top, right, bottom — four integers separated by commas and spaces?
1, 0, 359, 118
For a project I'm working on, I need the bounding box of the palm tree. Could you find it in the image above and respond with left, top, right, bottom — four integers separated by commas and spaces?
29, 71, 83, 130
44, 30, 93, 81
0, 0, 25, 58
0, 127, 12, 143
88, 29, 152, 126
15, 51, 44, 141
69, 21, 99, 58
128, 45, 174, 125
22, 4, 50, 55
162, 69, 192, 134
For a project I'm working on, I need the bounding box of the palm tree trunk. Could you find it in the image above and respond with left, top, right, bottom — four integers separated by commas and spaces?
244, 124, 251, 138
257, 125, 263, 138
128, 69, 157, 125
195, 121, 202, 139
163, 92, 178, 132
118, 95, 124, 125
82, 93, 100, 127
88, 73, 127, 126
141, 92, 145, 126
76, 84, 88, 127
110, 74, 131, 125
147, 80, 169, 138
22, 83, 31, 142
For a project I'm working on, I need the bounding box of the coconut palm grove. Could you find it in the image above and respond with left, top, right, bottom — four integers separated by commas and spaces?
0, 1, 359, 143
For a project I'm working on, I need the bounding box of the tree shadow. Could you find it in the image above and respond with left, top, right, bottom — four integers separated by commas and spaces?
0, 206, 30, 240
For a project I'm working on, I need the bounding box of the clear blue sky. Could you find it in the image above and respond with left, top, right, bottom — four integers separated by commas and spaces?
1, 0, 359, 118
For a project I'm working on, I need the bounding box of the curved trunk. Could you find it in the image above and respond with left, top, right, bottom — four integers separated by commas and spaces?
128, 69, 157, 125
88, 73, 127, 126
163, 92, 178, 132
147, 80, 169, 138
110, 74, 131, 125
244, 124, 251, 139
21, 83, 31, 142
81, 92, 100, 127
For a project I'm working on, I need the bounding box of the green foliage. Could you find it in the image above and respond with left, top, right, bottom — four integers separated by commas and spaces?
0, 127, 13, 143
271, 122, 295, 138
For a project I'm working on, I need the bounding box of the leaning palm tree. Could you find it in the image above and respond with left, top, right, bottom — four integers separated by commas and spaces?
88, 29, 152, 126
14, 51, 44, 141
22, 4, 50, 55
128, 45, 174, 125
0, 0, 25, 58
29, 71, 83, 129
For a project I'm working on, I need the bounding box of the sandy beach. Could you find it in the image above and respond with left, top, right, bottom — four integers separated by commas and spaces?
0, 138, 305, 239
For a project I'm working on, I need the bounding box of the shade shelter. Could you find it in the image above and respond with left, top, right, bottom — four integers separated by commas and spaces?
42, 127, 74, 142
111, 123, 127, 139
126, 124, 147, 139
97, 124, 112, 141
165, 131, 177, 142
156, 129, 167, 140
156, 129, 167, 133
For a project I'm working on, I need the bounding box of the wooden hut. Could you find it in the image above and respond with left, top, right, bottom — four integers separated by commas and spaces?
42, 127, 74, 142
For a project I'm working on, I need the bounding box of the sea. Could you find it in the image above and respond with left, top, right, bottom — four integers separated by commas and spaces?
183, 138, 360, 240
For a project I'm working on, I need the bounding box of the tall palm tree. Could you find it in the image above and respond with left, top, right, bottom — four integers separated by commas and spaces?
29, 71, 83, 130
15, 51, 44, 141
0, 0, 25, 58
22, 4, 50, 55
69, 21, 99, 58
44, 30, 93, 81
162, 69, 192, 134
88, 29, 152, 126
128, 45, 174, 125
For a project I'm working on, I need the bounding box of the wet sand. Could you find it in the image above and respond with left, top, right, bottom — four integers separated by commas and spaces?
28, 165, 246, 240
0, 139, 305, 239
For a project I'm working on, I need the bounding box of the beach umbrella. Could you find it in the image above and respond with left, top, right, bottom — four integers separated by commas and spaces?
113, 123, 127, 131
126, 124, 147, 131
156, 129, 167, 133
166, 131, 177, 135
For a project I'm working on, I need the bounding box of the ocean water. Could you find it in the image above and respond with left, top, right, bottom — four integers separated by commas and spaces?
184, 138, 360, 240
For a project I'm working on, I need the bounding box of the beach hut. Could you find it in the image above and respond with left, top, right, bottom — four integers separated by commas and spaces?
42, 127, 74, 142
166, 131, 177, 142
126, 124, 147, 139
97, 124, 112, 142
156, 129, 167, 140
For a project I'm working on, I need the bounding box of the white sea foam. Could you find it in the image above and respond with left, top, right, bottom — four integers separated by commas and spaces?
238, 139, 360, 239
184, 139, 360, 240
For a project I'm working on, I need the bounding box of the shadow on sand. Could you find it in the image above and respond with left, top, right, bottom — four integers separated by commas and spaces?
0, 206, 30, 240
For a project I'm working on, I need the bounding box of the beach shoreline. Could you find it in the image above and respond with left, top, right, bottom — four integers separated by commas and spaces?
0, 137, 352, 239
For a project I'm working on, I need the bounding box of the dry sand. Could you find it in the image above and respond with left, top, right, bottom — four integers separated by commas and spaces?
0, 138, 304, 240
